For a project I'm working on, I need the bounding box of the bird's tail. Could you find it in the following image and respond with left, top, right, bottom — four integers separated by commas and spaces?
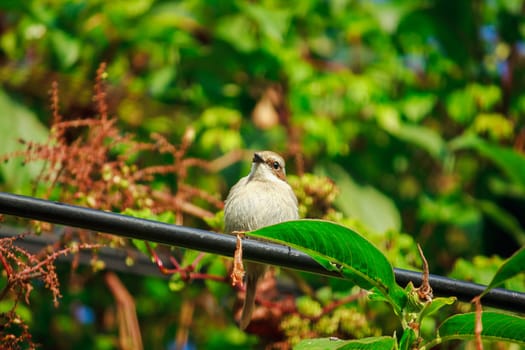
239, 263, 266, 329
239, 276, 257, 330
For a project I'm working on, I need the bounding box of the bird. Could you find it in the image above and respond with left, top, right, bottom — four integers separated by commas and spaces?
224, 150, 299, 330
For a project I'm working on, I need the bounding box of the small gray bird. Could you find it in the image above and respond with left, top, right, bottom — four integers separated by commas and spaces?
224, 151, 299, 329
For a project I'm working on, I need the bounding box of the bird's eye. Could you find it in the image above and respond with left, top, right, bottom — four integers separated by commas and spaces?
272, 161, 280, 170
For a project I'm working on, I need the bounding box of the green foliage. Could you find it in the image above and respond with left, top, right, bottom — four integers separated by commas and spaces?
251, 219, 525, 348
295, 336, 396, 350
1, 0, 525, 348
425, 312, 525, 348
481, 247, 525, 297
250, 220, 406, 314
0, 89, 48, 193
317, 164, 402, 233
122, 208, 176, 254
451, 133, 525, 189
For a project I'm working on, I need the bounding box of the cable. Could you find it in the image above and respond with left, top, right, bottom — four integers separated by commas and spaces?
0, 191, 523, 312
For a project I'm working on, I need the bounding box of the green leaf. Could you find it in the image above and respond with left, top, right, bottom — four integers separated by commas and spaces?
239, 3, 290, 43
420, 297, 456, 320
446, 89, 476, 123
473, 113, 513, 141
317, 164, 401, 233
0, 89, 48, 193
131, 239, 151, 256
481, 247, 525, 298
148, 66, 176, 98
400, 93, 436, 123
474, 199, 525, 246
433, 312, 525, 346
399, 328, 417, 350
300, 116, 348, 157
451, 133, 525, 187
49, 29, 81, 69
0, 300, 32, 324
122, 208, 175, 224
123, 208, 175, 254
215, 14, 257, 52
168, 273, 185, 292
445, 84, 501, 125
249, 220, 406, 314
470, 84, 502, 111
295, 336, 395, 350
389, 124, 447, 160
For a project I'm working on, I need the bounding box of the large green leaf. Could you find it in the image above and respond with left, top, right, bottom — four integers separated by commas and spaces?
249, 220, 406, 313
317, 164, 401, 233
429, 312, 525, 347
295, 336, 395, 350
390, 123, 447, 160
0, 89, 49, 193
474, 199, 525, 246
450, 133, 525, 187
481, 247, 525, 298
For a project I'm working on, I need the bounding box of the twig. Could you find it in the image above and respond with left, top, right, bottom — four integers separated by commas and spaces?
146, 242, 227, 283
472, 296, 483, 350
231, 233, 245, 287
416, 244, 433, 302
105, 272, 143, 350
321, 290, 367, 317
175, 296, 195, 350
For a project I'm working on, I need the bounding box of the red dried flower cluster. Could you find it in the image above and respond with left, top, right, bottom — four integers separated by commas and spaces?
0, 62, 230, 348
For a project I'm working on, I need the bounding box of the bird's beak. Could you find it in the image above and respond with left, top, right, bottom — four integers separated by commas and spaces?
252, 152, 264, 164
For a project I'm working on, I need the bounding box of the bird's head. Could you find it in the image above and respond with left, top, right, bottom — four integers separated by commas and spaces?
249, 151, 287, 183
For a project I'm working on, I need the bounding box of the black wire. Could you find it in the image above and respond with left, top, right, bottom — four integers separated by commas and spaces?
0, 191, 523, 313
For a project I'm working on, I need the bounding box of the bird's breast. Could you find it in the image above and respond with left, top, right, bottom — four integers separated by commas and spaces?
224, 179, 298, 233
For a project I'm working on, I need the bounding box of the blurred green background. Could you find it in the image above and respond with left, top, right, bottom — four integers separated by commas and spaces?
0, 0, 524, 349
